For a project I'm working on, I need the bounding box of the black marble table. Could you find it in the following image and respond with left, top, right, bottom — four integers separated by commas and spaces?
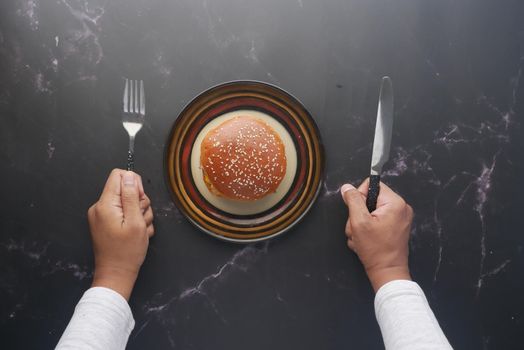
1, 0, 523, 349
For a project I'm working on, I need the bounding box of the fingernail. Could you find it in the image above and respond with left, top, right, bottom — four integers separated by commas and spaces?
340, 184, 355, 194
123, 172, 135, 186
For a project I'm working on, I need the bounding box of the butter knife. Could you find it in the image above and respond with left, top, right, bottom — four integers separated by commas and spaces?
366, 76, 394, 212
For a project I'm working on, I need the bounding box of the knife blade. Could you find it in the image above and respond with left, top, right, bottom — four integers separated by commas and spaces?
366, 76, 394, 212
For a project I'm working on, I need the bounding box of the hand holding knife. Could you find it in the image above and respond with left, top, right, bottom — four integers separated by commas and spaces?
366, 76, 394, 212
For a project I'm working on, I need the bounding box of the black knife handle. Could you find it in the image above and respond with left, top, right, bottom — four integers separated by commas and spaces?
366, 175, 380, 212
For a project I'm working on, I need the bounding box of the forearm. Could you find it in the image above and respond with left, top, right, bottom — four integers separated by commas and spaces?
56, 287, 135, 350
375, 280, 452, 350
91, 266, 138, 301
367, 265, 411, 293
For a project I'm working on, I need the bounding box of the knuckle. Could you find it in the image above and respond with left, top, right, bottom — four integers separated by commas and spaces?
131, 220, 147, 232
352, 217, 367, 230
122, 188, 138, 199
350, 219, 361, 230
392, 199, 407, 214
93, 202, 103, 215
347, 190, 360, 201
110, 168, 122, 177
345, 222, 352, 236
87, 205, 95, 218
145, 216, 153, 226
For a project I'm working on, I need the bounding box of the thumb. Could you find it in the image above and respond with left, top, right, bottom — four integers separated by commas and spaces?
341, 184, 371, 222
121, 172, 142, 221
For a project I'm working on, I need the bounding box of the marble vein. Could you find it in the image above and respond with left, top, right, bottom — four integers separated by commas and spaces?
474, 153, 499, 297
17, 0, 39, 31
137, 242, 269, 344
380, 60, 520, 291
2, 239, 91, 280
1, 239, 92, 322
321, 180, 341, 200
60, 0, 106, 65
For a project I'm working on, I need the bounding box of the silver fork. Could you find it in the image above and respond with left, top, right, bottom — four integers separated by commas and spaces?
122, 79, 145, 171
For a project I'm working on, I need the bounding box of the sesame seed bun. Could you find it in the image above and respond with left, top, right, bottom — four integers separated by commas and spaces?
200, 116, 287, 201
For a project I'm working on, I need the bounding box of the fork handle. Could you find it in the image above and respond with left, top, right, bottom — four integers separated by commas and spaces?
127, 150, 134, 171
127, 135, 135, 171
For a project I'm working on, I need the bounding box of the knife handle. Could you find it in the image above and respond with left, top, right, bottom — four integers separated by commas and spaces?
366, 175, 380, 212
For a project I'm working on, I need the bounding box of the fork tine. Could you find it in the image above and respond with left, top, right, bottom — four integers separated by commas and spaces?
131, 79, 135, 113
135, 80, 140, 113
140, 80, 145, 115
123, 79, 128, 113
129, 79, 134, 113
129, 78, 133, 113
129, 80, 132, 114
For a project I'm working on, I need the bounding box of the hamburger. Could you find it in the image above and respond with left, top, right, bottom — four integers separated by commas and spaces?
200, 116, 287, 201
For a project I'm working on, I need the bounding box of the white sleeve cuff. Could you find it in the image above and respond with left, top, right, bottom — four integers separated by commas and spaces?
375, 280, 452, 350
375, 280, 427, 312
56, 287, 135, 350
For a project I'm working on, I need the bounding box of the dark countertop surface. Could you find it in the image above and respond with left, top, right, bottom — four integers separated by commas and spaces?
1, 0, 523, 349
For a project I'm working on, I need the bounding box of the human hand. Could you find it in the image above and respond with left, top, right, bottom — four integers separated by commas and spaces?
341, 179, 413, 292
87, 169, 154, 300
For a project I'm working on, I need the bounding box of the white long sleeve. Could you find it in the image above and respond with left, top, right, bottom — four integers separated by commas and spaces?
56, 287, 135, 350
375, 280, 453, 350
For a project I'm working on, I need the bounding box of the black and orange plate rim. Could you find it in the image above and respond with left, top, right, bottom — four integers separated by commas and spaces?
165, 80, 324, 243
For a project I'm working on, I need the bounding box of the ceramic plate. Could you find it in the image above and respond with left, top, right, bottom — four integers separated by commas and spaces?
165, 81, 324, 243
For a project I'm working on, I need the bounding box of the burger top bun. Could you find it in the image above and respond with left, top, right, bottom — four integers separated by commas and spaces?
200, 116, 287, 201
